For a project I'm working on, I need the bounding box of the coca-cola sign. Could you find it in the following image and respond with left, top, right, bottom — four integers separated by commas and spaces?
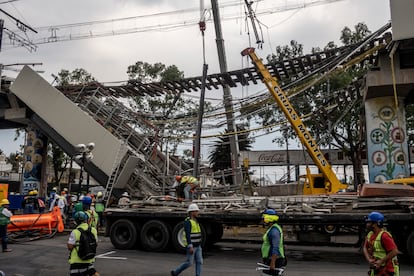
258, 153, 284, 163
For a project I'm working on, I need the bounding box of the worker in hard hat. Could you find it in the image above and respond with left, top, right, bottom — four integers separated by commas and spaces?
171, 203, 203, 276
363, 211, 400, 276
94, 191, 105, 229
180, 176, 199, 201
59, 192, 69, 222
260, 209, 286, 275
48, 187, 58, 208
67, 211, 99, 276
118, 192, 131, 208
81, 196, 99, 229
0, 199, 13, 252
21, 190, 40, 214
33, 189, 46, 214
187, 177, 200, 200
72, 195, 84, 216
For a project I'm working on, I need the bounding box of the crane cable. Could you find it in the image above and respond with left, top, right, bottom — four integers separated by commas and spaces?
192, 1, 209, 176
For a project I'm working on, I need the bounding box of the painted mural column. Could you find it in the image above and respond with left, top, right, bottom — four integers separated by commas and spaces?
21, 127, 48, 195
365, 97, 410, 183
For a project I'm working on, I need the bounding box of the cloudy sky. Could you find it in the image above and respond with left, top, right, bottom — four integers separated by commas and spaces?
0, 0, 391, 156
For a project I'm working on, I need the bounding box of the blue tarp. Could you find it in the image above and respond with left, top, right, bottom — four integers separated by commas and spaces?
8, 194, 24, 210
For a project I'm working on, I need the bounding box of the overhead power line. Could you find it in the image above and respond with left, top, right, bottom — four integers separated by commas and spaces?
2, 0, 344, 50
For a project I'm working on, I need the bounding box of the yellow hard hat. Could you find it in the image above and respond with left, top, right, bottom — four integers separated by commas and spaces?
33, 190, 38, 195
1, 199, 10, 206
28, 190, 34, 196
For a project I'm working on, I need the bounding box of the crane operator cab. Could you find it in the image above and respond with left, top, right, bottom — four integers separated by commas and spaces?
299, 167, 348, 195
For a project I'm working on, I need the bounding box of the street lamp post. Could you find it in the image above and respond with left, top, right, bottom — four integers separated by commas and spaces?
73, 142, 95, 195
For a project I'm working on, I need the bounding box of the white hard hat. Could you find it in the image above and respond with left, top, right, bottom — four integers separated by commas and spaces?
121, 192, 130, 197
200, 193, 207, 199
187, 203, 200, 212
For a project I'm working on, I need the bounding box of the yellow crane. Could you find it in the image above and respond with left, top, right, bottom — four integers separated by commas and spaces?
241, 47, 348, 195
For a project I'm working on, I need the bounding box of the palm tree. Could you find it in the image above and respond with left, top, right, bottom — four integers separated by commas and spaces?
208, 125, 252, 184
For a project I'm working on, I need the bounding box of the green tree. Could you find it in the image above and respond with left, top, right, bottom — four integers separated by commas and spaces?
55, 68, 96, 85
127, 61, 211, 155
48, 142, 70, 191
7, 152, 21, 172
340, 22, 371, 45
267, 40, 304, 62
253, 23, 372, 188
208, 125, 253, 184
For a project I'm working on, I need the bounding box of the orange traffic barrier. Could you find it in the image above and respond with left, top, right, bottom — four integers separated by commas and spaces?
8, 206, 65, 234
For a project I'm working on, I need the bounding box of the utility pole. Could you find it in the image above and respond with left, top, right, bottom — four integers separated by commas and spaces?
211, 0, 242, 185
193, 3, 208, 179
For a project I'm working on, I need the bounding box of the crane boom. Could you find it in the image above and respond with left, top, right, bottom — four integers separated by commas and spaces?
241, 47, 345, 194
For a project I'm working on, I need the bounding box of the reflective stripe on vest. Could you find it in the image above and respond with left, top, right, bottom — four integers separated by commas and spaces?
261, 223, 284, 259
367, 230, 399, 275
183, 217, 201, 246
68, 223, 97, 264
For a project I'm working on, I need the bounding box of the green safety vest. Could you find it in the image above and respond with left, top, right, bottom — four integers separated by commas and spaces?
68, 223, 98, 264
183, 217, 201, 246
95, 202, 105, 213
367, 230, 399, 276
73, 202, 83, 212
0, 207, 10, 226
261, 223, 285, 259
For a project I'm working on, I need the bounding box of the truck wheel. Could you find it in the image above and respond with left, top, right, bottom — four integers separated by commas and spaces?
171, 221, 208, 253
207, 222, 223, 244
171, 221, 187, 253
407, 231, 414, 262
323, 225, 339, 235
140, 220, 170, 252
171, 221, 210, 253
109, 219, 138, 250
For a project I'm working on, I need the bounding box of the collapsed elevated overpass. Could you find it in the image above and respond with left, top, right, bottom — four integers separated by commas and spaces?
0, 23, 394, 199
8, 66, 188, 200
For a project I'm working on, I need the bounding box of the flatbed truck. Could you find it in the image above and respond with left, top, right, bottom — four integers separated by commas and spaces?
104, 194, 414, 262
105, 48, 414, 262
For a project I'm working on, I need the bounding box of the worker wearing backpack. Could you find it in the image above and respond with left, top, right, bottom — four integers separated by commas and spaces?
67, 211, 99, 276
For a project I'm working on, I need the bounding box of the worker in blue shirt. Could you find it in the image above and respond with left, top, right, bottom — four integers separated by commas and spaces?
261, 209, 286, 275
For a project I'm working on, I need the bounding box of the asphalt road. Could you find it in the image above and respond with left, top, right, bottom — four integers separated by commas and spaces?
1, 233, 413, 276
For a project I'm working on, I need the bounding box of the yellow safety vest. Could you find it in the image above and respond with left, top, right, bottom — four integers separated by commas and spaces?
261, 223, 285, 259
68, 223, 98, 264
183, 217, 202, 246
367, 230, 399, 276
